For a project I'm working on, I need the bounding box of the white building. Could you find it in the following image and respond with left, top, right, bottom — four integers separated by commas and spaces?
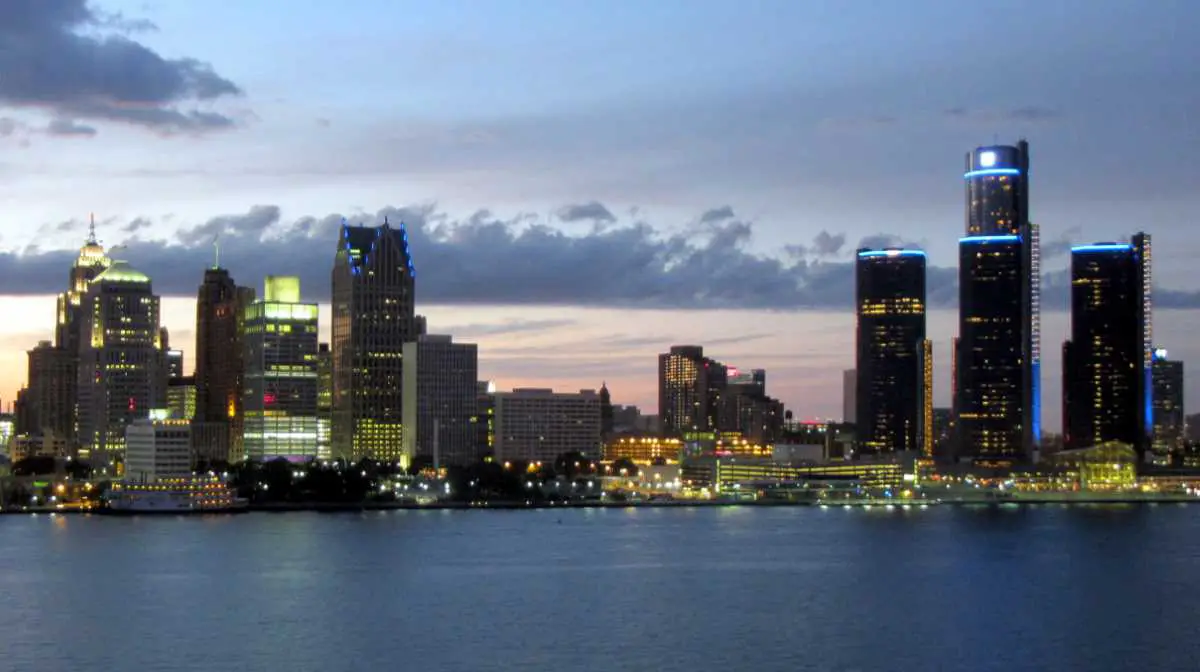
494, 388, 601, 463
125, 414, 192, 483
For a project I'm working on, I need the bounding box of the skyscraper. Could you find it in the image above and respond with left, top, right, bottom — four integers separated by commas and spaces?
1151, 348, 1184, 456
401, 335, 479, 468
955, 141, 1039, 464
242, 276, 320, 462
76, 260, 167, 471
855, 248, 927, 455
658, 345, 726, 440
316, 343, 332, 460
194, 266, 254, 461
332, 219, 425, 464
1062, 237, 1152, 458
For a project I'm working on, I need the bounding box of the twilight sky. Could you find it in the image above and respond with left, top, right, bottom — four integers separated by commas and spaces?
1, 0, 1199, 429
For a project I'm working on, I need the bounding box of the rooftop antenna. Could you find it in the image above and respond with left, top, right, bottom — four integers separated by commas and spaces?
212, 235, 220, 270
384, 215, 389, 226
87, 213, 97, 245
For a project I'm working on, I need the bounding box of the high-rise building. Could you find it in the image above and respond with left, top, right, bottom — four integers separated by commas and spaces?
242, 276, 319, 462
1151, 348, 1184, 456
194, 267, 254, 462
165, 348, 184, 380
401, 335, 479, 468
316, 343, 332, 460
919, 339, 934, 457
842, 369, 856, 423
167, 376, 196, 420
493, 388, 602, 463
600, 383, 614, 439
855, 248, 927, 455
21, 341, 75, 445
1062, 237, 1152, 458
658, 345, 727, 440
719, 367, 784, 445
331, 219, 426, 464
475, 381, 496, 459
955, 141, 1039, 464
77, 260, 167, 472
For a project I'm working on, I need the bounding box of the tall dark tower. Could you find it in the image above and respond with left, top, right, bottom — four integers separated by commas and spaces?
195, 266, 254, 462
599, 382, 614, 439
1062, 236, 1152, 459
855, 249, 927, 455
331, 218, 425, 464
955, 140, 1039, 465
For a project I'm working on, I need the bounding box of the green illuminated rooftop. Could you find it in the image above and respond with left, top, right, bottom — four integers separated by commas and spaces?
93, 260, 150, 284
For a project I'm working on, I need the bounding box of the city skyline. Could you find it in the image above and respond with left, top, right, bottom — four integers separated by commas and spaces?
2, 0, 1200, 428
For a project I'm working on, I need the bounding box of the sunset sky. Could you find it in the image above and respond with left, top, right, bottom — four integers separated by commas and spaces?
1, 0, 1199, 429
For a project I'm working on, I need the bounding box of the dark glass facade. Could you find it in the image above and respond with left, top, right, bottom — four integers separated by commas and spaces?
1062, 239, 1151, 458
956, 141, 1039, 464
658, 345, 726, 441
855, 249, 926, 455
1151, 350, 1184, 455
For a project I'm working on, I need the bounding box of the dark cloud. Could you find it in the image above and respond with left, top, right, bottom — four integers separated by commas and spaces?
699, 206, 735, 224
122, 217, 153, 234
1040, 226, 1082, 259
0, 0, 243, 135
556, 201, 615, 223
316, 118, 332, 128
4, 204, 1200, 311
45, 118, 96, 138
857, 233, 924, 250
811, 230, 846, 257
0, 118, 19, 137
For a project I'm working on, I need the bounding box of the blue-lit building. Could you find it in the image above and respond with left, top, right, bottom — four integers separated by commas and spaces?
954, 141, 1040, 465
1062, 236, 1152, 460
855, 248, 927, 455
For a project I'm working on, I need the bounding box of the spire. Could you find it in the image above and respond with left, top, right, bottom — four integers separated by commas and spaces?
87, 213, 97, 245
383, 215, 389, 227
212, 235, 220, 270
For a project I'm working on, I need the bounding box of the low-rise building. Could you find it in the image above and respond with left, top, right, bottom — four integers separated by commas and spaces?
125, 415, 192, 483
494, 388, 602, 463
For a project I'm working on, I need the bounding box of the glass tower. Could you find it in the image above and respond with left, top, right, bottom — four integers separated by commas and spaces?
955, 141, 1039, 464
1062, 237, 1152, 459
855, 249, 927, 455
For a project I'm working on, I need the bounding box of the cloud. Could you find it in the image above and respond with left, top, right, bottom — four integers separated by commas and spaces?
440, 318, 576, 338
1040, 226, 1082, 259
122, 217, 153, 234
316, 118, 332, 128
811, 230, 846, 257
0, 0, 243, 135
45, 118, 97, 138
556, 201, 616, 223
944, 106, 1061, 124
4, 204, 1200, 311
699, 206, 735, 224
857, 233, 924, 250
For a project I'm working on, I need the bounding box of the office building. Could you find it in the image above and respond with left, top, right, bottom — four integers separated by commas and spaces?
842, 369, 856, 423
475, 381, 496, 459
20, 341, 75, 445
493, 388, 602, 463
401, 335, 479, 468
855, 248, 927, 454
242, 276, 320, 462
165, 348, 184, 380
167, 376, 196, 420
719, 368, 784, 445
658, 345, 727, 440
316, 343, 332, 460
77, 260, 167, 471
195, 267, 254, 462
332, 219, 426, 464
600, 383, 614, 439
125, 413, 192, 482
1062, 237, 1152, 458
955, 141, 1040, 464
1151, 348, 1183, 455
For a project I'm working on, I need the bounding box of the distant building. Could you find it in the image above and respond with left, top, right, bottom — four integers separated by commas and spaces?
658, 345, 726, 440
316, 343, 332, 460
1062, 235, 1152, 459
125, 415, 192, 482
475, 381, 496, 459
21, 341, 75, 446
165, 348, 184, 380
77, 259, 167, 472
494, 388, 602, 463
167, 376, 197, 420
855, 248, 927, 454
401, 335, 479, 468
1151, 348, 1184, 455
242, 276, 320, 462
842, 369, 856, 424
600, 383, 614, 439
194, 266, 255, 462
332, 220, 426, 464
719, 368, 784, 445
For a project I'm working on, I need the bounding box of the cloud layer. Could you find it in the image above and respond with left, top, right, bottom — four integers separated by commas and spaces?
0, 0, 242, 134
4, 203, 1200, 311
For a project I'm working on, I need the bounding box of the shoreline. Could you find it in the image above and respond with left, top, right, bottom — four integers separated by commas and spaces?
4, 495, 1200, 516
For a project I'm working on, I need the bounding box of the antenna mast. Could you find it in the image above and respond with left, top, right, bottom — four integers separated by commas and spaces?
213, 235, 220, 270
87, 213, 97, 245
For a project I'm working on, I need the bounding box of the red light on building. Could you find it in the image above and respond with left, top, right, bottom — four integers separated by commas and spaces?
264, 393, 276, 405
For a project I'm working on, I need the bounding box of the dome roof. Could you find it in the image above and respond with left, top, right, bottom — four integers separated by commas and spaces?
93, 260, 150, 284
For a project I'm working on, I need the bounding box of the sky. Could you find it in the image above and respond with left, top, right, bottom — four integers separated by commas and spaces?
1, 0, 1199, 430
